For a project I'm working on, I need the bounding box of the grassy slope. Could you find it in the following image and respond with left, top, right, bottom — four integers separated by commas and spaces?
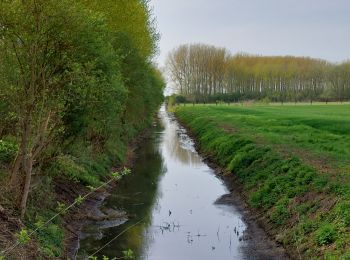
175, 104, 350, 259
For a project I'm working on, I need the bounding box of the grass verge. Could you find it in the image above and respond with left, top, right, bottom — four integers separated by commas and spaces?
175, 104, 350, 259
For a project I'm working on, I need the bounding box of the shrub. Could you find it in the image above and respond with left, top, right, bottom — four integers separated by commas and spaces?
51, 155, 101, 187
0, 140, 17, 164
315, 224, 337, 246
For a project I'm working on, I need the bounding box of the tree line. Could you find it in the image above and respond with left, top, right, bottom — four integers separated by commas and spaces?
166, 43, 350, 103
0, 0, 164, 223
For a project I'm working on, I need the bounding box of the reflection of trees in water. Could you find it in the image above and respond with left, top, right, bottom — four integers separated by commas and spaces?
163, 116, 202, 166
84, 111, 203, 259
92, 123, 166, 259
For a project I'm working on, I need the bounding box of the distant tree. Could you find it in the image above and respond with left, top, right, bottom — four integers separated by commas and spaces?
167, 44, 350, 104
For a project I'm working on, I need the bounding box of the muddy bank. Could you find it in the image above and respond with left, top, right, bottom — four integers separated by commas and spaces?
176, 117, 292, 260
62, 128, 152, 259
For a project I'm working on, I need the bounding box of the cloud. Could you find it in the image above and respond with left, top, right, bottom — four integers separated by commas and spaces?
151, 0, 350, 66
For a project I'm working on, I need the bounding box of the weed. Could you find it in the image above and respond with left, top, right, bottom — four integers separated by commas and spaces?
75, 195, 84, 206
122, 249, 135, 259
270, 198, 291, 225
56, 202, 66, 214
17, 229, 30, 245
315, 224, 337, 246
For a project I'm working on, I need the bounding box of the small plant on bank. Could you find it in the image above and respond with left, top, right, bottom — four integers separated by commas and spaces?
74, 195, 84, 206
315, 224, 337, 246
122, 249, 135, 259
17, 229, 30, 245
111, 171, 120, 179
56, 202, 66, 214
123, 167, 131, 176
270, 198, 291, 225
87, 185, 97, 192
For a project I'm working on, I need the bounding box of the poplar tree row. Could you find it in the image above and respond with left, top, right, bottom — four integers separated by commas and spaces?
167, 43, 350, 103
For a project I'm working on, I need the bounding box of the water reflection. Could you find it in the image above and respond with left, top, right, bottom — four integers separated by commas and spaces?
78, 106, 248, 260
162, 112, 202, 166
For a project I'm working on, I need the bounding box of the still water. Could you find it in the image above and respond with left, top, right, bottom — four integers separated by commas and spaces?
77, 107, 283, 259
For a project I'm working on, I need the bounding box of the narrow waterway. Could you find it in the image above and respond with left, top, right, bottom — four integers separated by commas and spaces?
77, 107, 287, 260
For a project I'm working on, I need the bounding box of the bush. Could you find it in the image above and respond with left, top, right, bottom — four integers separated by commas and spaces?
315, 224, 337, 246
0, 139, 17, 164
51, 155, 101, 187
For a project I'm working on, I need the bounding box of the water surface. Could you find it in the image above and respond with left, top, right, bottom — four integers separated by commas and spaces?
77, 107, 284, 259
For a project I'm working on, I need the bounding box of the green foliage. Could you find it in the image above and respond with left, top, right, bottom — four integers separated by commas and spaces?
52, 155, 102, 187
112, 171, 120, 179
0, 140, 17, 164
343, 251, 350, 260
315, 224, 337, 246
0, 0, 163, 258
334, 201, 350, 226
34, 220, 64, 257
122, 167, 131, 176
122, 249, 135, 259
75, 195, 85, 206
17, 229, 30, 245
56, 202, 67, 214
270, 198, 291, 225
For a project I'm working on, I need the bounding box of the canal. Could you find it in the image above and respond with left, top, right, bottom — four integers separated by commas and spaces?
77, 106, 287, 260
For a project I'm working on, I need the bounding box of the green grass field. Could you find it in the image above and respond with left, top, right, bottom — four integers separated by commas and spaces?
180, 104, 350, 169
175, 103, 350, 259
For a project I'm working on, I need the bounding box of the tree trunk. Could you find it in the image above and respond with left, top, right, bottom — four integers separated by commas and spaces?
10, 113, 31, 187
10, 153, 23, 186
20, 154, 33, 219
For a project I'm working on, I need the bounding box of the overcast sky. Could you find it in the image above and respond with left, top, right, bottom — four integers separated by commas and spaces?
150, 0, 350, 67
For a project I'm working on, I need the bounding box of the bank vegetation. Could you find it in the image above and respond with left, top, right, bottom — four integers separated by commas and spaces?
0, 0, 164, 258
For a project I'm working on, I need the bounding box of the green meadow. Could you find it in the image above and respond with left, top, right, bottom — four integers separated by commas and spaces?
175, 103, 350, 258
